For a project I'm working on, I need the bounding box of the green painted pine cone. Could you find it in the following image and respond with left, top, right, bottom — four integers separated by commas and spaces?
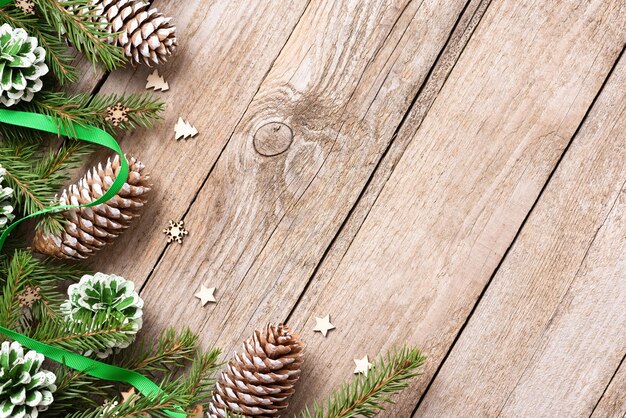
0, 341, 56, 418
0, 23, 48, 107
61, 272, 144, 359
0, 166, 13, 230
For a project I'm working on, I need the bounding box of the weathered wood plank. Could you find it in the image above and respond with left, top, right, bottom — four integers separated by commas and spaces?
139, 0, 471, 351
309, 0, 492, 305
591, 359, 626, 418
82, 0, 311, 278
284, 0, 626, 415
416, 51, 626, 417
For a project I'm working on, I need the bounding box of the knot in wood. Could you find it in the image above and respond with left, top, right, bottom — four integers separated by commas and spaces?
253, 122, 293, 156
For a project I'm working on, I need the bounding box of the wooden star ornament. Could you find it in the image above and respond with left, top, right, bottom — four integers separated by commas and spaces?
195, 285, 216, 306
353, 355, 373, 376
313, 314, 335, 337
120, 387, 136, 405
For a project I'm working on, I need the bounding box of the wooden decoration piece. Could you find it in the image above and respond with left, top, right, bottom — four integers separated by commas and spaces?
120, 387, 136, 405
146, 70, 169, 91
15, 0, 35, 14
313, 314, 335, 337
163, 220, 188, 244
18, 285, 41, 308
194, 285, 216, 306
105, 103, 130, 127
353, 355, 373, 376
174, 117, 198, 140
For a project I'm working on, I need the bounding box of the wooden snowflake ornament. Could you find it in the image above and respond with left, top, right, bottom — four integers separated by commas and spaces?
18, 285, 41, 307
15, 0, 35, 14
163, 220, 188, 244
106, 103, 130, 127
146, 70, 169, 91
174, 117, 198, 140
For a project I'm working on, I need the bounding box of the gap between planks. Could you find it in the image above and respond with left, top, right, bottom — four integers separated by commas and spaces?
138, 2, 478, 352
284, 0, 626, 415
413, 43, 626, 418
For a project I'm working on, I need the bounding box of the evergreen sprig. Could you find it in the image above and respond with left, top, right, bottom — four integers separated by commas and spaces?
31, 312, 136, 354
32, 0, 126, 70
120, 327, 202, 375
26, 91, 165, 135
46, 367, 115, 415
0, 141, 90, 233
301, 347, 426, 418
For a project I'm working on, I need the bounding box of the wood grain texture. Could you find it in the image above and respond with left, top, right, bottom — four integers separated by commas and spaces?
285, 0, 626, 415
307, 0, 492, 310
139, 0, 471, 347
84, 0, 311, 279
592, 359, 626, 418
416, 51, 626, 418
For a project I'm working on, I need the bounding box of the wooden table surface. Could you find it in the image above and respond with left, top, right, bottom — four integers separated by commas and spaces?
76, 0, 626, 416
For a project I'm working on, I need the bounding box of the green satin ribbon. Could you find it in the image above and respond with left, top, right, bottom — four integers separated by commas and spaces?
0, 109, 186, 418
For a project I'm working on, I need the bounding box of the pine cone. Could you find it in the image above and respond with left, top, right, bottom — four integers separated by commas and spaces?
0, 23, 48, 106
31, 155, 151, 260
0, 341, 57, 417
90, 0, 176, 66
0, 165, 14, 230
208, 324, 304, 418
61, 272, 144, 358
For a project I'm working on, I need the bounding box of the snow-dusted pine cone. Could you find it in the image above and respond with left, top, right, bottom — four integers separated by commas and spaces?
0, 23, 48, 106
208, 324, 304, 418
31, 155, 151, 260
72, 0, 176, 66
61, 272, 144, 358
0, 166, 14, 230
0, 341, 57, 417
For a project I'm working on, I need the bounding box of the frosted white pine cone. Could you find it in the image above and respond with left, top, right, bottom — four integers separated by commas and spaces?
61, 272, 144, 358
0, 341, 57, 418
0, 166, 13, 230
0, 23, 48, 107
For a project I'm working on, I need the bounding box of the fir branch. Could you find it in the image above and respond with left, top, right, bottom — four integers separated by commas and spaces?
66, 382, 194, 418
26, 91, 165, 136
301, 347, 426, 418
120, 327, 201, 375
182, 348, 222, 409
0, 250, 35, 328
35, 140, 92, 180
0, 144, 52, 215
0, 6, 76, 84
31, 312, 135, 354
32, 0, 126, 71
46, 367, 114, 416
0, 142, 90, 233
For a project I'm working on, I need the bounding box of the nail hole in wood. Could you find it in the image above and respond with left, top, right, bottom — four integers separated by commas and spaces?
253, 122, 293, 156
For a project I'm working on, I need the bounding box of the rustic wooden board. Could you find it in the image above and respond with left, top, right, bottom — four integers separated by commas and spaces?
138, 0, 472, 347
416, 51, 626, 417
284, 0, 626, 415
85, 0, 311, 279
591, 360, 626, 418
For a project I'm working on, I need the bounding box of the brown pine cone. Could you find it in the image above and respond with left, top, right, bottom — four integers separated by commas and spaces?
31, 155, 151, 260
208, 324, 305, 418
72, 0, 177, 66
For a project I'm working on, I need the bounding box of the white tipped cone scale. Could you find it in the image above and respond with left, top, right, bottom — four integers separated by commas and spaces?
208, 324, 304, 417
32, 155, 151, 260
